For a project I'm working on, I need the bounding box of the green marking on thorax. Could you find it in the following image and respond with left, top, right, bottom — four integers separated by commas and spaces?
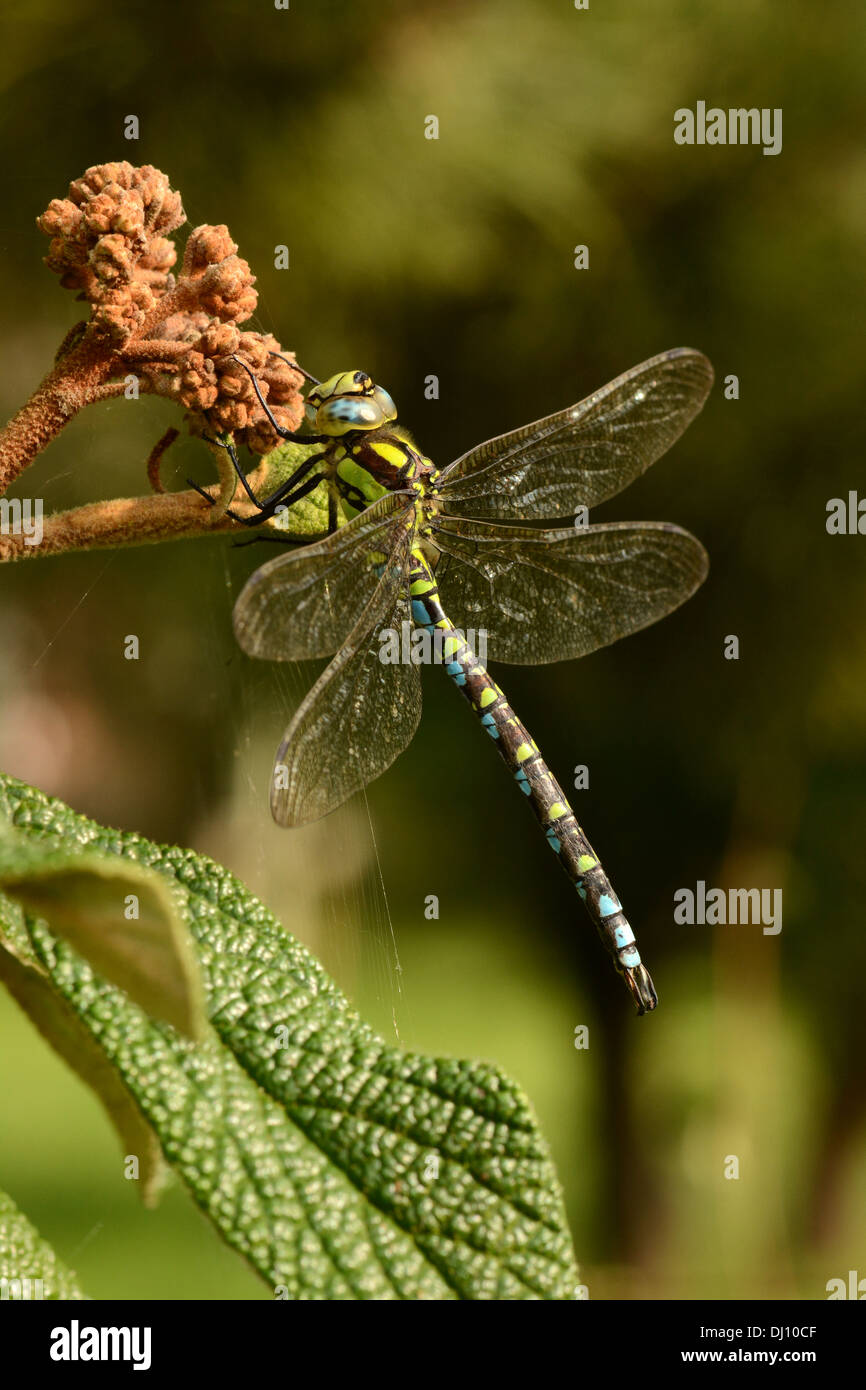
337, 455, 388, 503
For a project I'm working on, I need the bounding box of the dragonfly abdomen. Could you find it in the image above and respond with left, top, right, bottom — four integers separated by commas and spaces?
408, 551, 658, 1014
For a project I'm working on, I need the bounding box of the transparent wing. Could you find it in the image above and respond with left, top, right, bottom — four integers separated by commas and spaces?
438, 348, 713, 520
270, 517, 421, 826
432, 515, 708, 665
233, 492, 411, 661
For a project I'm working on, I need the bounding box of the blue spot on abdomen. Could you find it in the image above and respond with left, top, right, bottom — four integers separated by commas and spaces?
411, 598, 431, 625
598, 893, 622, 919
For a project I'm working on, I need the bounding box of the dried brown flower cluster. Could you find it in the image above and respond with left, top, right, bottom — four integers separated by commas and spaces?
39, 163, 185, 341
138, 315, 299, 452
34, 164, 303, 452
0, 162, 308, 559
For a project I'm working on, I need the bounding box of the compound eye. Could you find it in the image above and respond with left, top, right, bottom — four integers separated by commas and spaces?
370, 385, 397, 421
318, 396, 383, 433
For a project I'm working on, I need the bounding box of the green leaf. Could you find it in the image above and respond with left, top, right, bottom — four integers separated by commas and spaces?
0, 1187, 87, 1299
0, 832, 205, 1040
252, 441, 328, 537
0, 772, 579, 1300
0, 907, 167, 1206
257, 443, 356, 537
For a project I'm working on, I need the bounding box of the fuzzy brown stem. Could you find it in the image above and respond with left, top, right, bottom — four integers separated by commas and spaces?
91, 381, 130, 402
124, 339, 190, 363
0, 333, 116, 493
0, 488, 244, 561
146, 428, 181, 493
136, 280, 202, 340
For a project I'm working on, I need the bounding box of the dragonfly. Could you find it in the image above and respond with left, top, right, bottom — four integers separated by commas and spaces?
229, 348, 713, 1013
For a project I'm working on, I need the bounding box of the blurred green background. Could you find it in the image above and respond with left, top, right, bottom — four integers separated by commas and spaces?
1, 0, 864, 1299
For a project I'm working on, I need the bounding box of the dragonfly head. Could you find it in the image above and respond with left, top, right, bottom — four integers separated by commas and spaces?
306, 371, 398, 436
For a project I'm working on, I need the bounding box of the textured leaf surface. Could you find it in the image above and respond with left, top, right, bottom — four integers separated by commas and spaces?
0, 1188, 86, 1299
258, 442, 332, 537
0, 831, 205, 1039
0, 774, 579, 1300
0, 896, 167, 1205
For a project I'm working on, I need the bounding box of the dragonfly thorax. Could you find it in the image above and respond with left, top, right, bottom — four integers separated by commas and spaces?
307, 370, 398, 436
339, 428, 439, 501
306, 372, 438, 506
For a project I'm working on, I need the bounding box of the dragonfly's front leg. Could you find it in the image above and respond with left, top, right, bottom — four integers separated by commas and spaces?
232, 354, 330, 447
188, 436, 327, 526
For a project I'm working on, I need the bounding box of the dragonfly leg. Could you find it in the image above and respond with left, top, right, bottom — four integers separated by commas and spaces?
189, 427, 327, 525
215, 433, 271, 508
229, 529, 330, 549
231, 354, 329, 446
188, 428, 267, 512
185, 477, 246, 523
189, 466, 327, 527
232, 465, 325, 526
266, 349, 321, 387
